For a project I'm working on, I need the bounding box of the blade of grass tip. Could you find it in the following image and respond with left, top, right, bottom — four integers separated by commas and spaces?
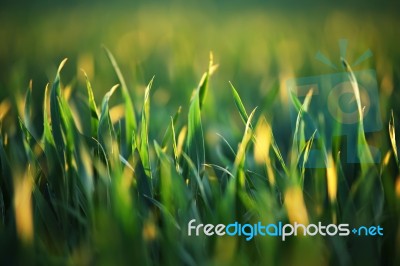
230, 82, 249, 127
82, 70, 99, 137
341, 58, 374, 167
23, 80, 33, 133
199, 52, 218, 109
103, 46, 137, 153
139, 77, 154, 178
161, 106, 181, 151
341, 58, 363, 124
186, 89, 205, 173
289, 89, 304, 159
98, 84, 119, 157
50, 58, 68, 162
389, 110, 399, 168
291, 89, 314, 164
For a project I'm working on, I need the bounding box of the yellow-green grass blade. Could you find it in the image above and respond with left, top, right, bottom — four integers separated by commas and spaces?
186, 88, 205, 174
341, 58, 375, 172
23, 80, 33, 134
389, 110, 399, 168
50, 58, 68, 164
139, 77, 154, 179
104, 47, 137, 156
98, 84, 119, 157
232, 107, 257, 189
161, 106, 181, 153
82, 70, 99, 138
230, 82, 250, 127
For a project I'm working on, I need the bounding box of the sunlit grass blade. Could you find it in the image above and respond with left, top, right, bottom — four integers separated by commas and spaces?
186, 93, 205, 174
284, 185, 309, 224
231, 84, 288, 177
98, 84, 119, 156
139, 77, 154, 178
42, 84, 55, 146
230, 82, 249, 127
254, 116, 275, 186
161, 106, 181, 152
23, 80, 33, 134
103, 47, 137, 156
290, 88, 314, 166
389, 110, 399, 168
341, 58, 375, 170
199, 52, 218, 109
82, 70, 99, 137
0, 99, 11, 122
185, 56, 217, 174
13, 167, 34, 243
232, 107, 257, 189
50, 58, 68, 163
299, 129, 317, 184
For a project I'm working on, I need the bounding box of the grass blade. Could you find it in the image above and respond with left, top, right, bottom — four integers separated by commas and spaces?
82, 70, 99, 137
139, 77, 154, 178
103, 47, 137, 156
98, 84, 119, 156
389, 110, 399, 168
230, 82, 249, 127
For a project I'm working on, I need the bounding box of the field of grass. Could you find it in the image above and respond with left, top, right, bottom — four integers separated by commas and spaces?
1, 4, 400, 265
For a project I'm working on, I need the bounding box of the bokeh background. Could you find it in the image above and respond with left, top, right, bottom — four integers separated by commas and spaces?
1, 1, 400, 144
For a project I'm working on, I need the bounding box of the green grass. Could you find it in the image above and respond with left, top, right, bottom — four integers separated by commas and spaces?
1, 5, 400, 266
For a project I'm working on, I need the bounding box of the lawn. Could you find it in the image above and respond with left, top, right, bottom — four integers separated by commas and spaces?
0, 3, 399, 265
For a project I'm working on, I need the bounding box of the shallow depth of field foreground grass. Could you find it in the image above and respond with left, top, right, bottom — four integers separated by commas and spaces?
1, 4, 400, 266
